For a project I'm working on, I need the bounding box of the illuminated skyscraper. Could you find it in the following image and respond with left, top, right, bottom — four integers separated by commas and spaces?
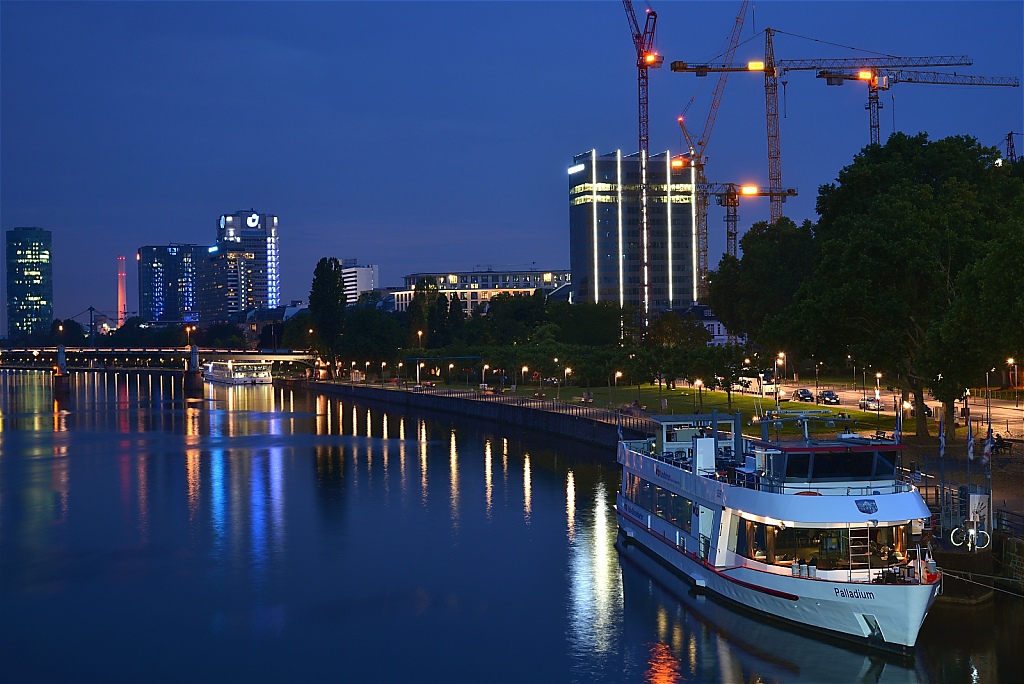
5, 227, 53, 339
137, 244, 203, 323
567, 150, 697, 314
196, 209, 280, 323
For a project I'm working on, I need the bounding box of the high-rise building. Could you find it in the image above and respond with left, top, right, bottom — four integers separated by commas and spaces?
568, 150, 697, 314
5, 227, 53, 339
342, 263, 379, 305
196, 210, 280, 323
137, 244, 204, 323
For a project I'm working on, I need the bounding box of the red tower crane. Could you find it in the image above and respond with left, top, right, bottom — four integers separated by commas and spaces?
677, 0, 749, 299
622, 1, 663, 323
816, 69, 1020, 145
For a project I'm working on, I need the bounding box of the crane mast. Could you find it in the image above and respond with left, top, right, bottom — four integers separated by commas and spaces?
679, 0, 749, 299
623, 1, 662, 322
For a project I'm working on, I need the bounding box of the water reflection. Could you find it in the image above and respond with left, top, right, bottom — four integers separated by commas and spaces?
0, 370, 1017, 683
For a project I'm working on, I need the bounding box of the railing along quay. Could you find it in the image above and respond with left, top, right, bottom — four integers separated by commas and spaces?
277, 379, 657, 448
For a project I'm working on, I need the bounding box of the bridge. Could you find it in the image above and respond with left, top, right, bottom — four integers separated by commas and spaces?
0, 347, 315, 371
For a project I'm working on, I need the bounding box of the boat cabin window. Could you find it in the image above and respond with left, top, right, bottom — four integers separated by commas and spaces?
772, 449, 901, 481
623, 473, 692, 534
729, 518, 910, 571
785, 453, 810, 479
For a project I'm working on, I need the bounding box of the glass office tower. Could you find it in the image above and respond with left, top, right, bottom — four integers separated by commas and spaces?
137, 244, 204, 323
5, 227, 53, 339
568, 150, 696, 314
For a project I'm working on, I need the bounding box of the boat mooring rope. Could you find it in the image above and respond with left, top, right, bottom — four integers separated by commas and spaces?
938, 568, 1024, 599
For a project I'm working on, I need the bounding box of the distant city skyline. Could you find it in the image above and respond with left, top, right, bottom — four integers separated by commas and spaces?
2, 2, 1020, 335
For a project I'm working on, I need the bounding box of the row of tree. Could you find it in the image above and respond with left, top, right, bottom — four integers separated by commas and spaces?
707, 133, 1023, 437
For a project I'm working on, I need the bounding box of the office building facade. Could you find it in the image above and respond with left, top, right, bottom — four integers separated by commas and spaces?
394, 268, 571, 313
197, 210, 280, 323
342, 263, 379, 305
5, 227, 53, 339
137, 244, 204, 323
568, 150, 697, 314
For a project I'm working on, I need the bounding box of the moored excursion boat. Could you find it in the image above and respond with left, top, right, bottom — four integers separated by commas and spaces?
615, 411, 942, 653
203, 360, 273, 385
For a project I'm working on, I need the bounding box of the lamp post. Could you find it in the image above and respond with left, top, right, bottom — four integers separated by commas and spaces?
381, 361, 387, 385
614, 370, 622, 405
365, 361, 371, 384
417, 330, 423, 348
417, 362, 424, 385
483, 364, 489, 387
398, 362, 404, 387
521, 365, 528, 390
560, 367, 571, 401
695, 379, 704, 413
1009, 358, 1018, 408
986, 367, 995, 428
447, 362, 454, 385
774, 354, 782, 412
814, 362, 820, 404
185, 324, 196, 347
875, 372, 882, 430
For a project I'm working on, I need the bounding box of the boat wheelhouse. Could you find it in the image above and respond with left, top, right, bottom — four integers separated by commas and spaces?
615, 411, 941, 652
203, 360, 273, 385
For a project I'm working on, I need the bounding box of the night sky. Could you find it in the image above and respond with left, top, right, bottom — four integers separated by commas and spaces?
2, 1, 1021, 333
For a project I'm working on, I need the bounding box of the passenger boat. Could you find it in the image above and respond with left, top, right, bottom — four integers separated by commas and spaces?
203, 360, 273, 385
614, 410, 941, 653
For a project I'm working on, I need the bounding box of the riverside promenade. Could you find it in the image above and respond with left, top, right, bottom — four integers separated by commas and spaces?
276, 378, 662, 449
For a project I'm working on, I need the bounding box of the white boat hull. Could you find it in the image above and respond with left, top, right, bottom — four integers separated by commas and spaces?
616, 506, 940, 651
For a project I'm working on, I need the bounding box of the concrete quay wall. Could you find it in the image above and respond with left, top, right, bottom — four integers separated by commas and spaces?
277, 379, 653, 448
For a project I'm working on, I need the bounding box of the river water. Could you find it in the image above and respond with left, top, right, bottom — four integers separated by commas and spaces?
0, 371, 1018, 683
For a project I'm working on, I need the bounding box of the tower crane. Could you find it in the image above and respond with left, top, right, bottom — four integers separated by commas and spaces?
677, 0, 749, 300
622, 1, 663, 323
672, 34, 973, 223
816, 69, 1020, 144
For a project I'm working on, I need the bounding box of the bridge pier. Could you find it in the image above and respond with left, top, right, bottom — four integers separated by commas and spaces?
184, 345, 203, 392
52, 345, 70, 396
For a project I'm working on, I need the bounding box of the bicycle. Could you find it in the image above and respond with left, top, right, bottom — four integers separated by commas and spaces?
950, 511, 991, 551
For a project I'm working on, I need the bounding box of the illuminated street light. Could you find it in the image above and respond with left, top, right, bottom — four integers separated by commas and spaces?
1009, 358, 1018, 408
875, 372, 882, 429
694, 378, 704, 413
483, 364, 489, 386
448, 362, 455, 384
522, 365, 529, 388
417, 330, 423, 348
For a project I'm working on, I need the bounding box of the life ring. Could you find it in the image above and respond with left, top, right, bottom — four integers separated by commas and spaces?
796, 491, 822, 496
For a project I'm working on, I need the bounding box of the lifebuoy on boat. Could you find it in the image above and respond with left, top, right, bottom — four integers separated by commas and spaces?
795, 491, 822, 496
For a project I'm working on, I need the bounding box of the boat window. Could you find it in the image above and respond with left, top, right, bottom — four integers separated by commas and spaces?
785, 453, 810, 479
874, 451, 896, 477
810, 452, 874, 480
622, 473, 692, 533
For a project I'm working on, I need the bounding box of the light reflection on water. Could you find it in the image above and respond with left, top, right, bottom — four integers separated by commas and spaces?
0, 370, 1019, 683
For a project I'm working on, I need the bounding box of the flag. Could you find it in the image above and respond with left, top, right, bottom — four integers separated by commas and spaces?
967, 421, 974, 461
983, 424, 993, 465
894, 408, 902, 444
938, 415, 945, 459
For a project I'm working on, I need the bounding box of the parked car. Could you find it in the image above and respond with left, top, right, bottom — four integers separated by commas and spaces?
789, 388, 814, 402
858, 396, 884, 411
910, 403, 933, 418
817, 390, 840, 405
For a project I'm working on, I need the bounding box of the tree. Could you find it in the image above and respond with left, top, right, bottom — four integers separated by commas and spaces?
706, 217, 814, 349
309, 258, 346, 378
791, 133, 1024, 436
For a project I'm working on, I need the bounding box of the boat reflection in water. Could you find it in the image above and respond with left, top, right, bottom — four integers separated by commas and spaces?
617, 538, 923, 684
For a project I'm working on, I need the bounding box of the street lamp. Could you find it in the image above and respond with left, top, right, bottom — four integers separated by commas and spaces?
560, 367, 571, 400
185, 324, 196, 347
614, 370, 623, 405
483, 364, 489, 387
417, 330, 423, 348
448, 362, 454, 384
694, 378, 704, 413
814, 362, 820, 403
875, 372, 882, 430
774, 353, 783, 411
417, 362, 424, 384
398, 362, 404, 386
1009, 358, 1018, 408
365, 361, 371, 384
521, 365, 529, 389
381, 361, 387, 385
